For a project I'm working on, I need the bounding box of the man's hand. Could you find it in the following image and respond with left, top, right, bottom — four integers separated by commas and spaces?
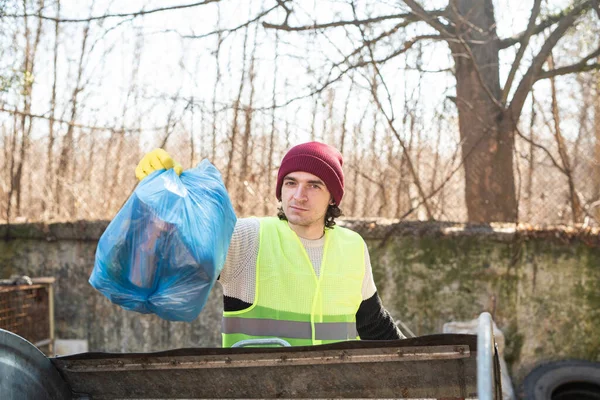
135, 148, 183, 181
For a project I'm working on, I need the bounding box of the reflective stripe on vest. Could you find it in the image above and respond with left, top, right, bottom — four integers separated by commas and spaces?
222, 317, 359, 340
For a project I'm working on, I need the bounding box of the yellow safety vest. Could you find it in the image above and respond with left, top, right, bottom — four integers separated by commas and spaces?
222, 217, 365, 347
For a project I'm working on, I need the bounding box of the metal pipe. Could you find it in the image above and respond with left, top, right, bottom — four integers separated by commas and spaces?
477, 312, 495, 400
48, 283, 55, 355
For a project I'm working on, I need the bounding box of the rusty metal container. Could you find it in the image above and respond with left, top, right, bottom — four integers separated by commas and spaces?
50, 334, 494, 399
0, 277, 55, 354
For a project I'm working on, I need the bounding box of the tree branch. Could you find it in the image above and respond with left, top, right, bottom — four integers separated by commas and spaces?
501, 0, 542, 104
329, 21, 422, 72
516, 124, 566, 174
252, 34, 442, 112
401, 0, 453, 37
184, 4, 278, 39
4, 0, 221, 23
498, 7, 574, 49
378, 35, 444, 63
262, 9, 446, 31
509, 0, 595, 120
538, 62, 600, 80
536, 46, 600, 80
0, 105, 166, 132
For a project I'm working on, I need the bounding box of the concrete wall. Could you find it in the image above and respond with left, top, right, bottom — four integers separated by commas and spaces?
0, 219, 598, 386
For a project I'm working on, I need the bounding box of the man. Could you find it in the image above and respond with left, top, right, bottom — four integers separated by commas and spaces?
136, 141, 405, 347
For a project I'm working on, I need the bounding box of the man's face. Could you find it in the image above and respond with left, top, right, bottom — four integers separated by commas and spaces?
281, 171, 332, 229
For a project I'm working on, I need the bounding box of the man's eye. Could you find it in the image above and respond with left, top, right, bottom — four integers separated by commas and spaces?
312, 185, 321, 190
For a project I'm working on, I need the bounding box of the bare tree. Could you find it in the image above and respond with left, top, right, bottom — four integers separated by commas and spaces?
210, 4, 223, 162
7, 0, 44, 220
158, 95, 182, 149
6, 109, 18, 222
265, 0, 600, 222
310, 94, 318, 141
43, 0, 60, 217
236, 21, 259, 215
55, 15, 92, 217
225, 21, 250, 189
548, 53, 583, 222
349, 122, 361, 217
104, 29, 143, 214
322, 88, 335, 143
339, 73, 355, 154
264, 31, 279, 216
362, 104, 377, 216
525, 90, 537, 221
594, 61, 600, 220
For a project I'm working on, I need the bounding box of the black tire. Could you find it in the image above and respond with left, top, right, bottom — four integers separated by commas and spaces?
521, 359, 600, 400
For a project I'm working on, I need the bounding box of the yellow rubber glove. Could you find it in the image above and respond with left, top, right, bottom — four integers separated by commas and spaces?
135, 148, 183, 181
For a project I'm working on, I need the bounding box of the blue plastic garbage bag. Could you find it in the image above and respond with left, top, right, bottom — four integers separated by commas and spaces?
89, 159, 236, 322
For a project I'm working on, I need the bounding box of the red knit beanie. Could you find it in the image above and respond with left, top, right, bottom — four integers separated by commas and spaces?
276, 141, 345, 205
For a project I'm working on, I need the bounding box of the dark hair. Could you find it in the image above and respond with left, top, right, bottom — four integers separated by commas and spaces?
277, 204, 343, 229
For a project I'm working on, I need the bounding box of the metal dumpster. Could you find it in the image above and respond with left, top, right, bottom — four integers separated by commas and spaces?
0, 313, 502, 399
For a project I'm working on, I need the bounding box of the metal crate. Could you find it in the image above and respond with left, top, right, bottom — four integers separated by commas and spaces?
0, 277, 55, 354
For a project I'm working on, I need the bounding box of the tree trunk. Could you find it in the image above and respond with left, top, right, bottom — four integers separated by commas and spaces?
44, 0, 60, 216
210, 4, 222, 162
548, 54, 582, 223
237, 25, 258, 215
362, 108, 377, 216
225, 23, 250, 189
105, 33, 143, 215
339, 74, 354, 154
264, 32, 279, 216
525, 90, 536, 221
14, 0, 43, 217
56, 22, 89, 218
448, 0, 517, 222
6, 111, 19, 222
323, 89, 334, 143
350, 124, 360, 217
310, 95, 318, 141
13, 3, 33, 218
594, 62, 600, 221
190, 97, 195, 165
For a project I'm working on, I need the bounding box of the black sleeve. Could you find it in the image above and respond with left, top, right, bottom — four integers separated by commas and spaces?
356, 292, 406, 340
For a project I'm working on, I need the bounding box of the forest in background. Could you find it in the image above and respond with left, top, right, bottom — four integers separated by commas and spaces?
0, 0, 599, 225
